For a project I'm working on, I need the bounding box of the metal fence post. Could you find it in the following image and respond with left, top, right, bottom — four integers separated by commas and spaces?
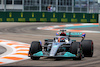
80, 0, 82, 13
87, 0, 89, 13
22, 0, 24, 12
56, 0, 58, 12
39, 0, 41, 12
72, 0, 74, 13
99, 14, 100, 28
4, 0, 6, 12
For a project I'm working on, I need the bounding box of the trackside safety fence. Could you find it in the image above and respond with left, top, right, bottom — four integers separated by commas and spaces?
0, 12, 98, 23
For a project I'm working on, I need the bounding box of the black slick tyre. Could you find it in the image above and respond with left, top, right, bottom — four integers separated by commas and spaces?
31, 56, 40, 60
71, 42, 82, 60
29, 41, 42, 60
82, 40, 93, 57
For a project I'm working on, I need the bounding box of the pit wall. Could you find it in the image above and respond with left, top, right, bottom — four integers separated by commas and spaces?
0, 12, 98, 23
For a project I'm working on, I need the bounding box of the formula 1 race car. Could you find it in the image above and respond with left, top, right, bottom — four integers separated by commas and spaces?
28, 30, 94, 60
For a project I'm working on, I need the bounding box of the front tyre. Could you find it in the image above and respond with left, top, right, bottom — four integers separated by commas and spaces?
29, 41, 42, 60
71, 42, 82, 60
31, 56, 40, 60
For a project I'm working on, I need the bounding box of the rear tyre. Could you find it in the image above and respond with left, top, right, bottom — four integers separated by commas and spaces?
71, 42, 82, 60
82, 40, 93, 57
29, 41, 42, 60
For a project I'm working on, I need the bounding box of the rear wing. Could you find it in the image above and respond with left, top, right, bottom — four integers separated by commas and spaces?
58, 32, 85, 37
66, 32, 83, 37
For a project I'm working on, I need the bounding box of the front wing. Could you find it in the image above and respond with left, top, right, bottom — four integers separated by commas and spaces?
29, 51, 77, 58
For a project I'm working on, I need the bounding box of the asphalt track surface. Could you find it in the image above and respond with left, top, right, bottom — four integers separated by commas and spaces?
0, 46, 6, 54
0, 22, 100, 67
73, 27, 100, 31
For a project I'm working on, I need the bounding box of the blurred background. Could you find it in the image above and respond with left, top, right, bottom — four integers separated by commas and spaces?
0, 0, 99, 13
0, 0, 99, 23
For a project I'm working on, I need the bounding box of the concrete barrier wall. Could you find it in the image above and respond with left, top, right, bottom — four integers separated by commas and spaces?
0, 12, 98, 23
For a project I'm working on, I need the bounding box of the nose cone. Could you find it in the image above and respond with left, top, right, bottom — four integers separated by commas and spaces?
50, 47, 57, 56
49, 43, 60, 56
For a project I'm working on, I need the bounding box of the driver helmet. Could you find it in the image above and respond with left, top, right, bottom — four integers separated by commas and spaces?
58, 37, 65, 42
60, 32, 66, 36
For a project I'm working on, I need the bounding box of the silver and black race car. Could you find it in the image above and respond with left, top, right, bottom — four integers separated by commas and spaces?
28, 30, 94, 60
